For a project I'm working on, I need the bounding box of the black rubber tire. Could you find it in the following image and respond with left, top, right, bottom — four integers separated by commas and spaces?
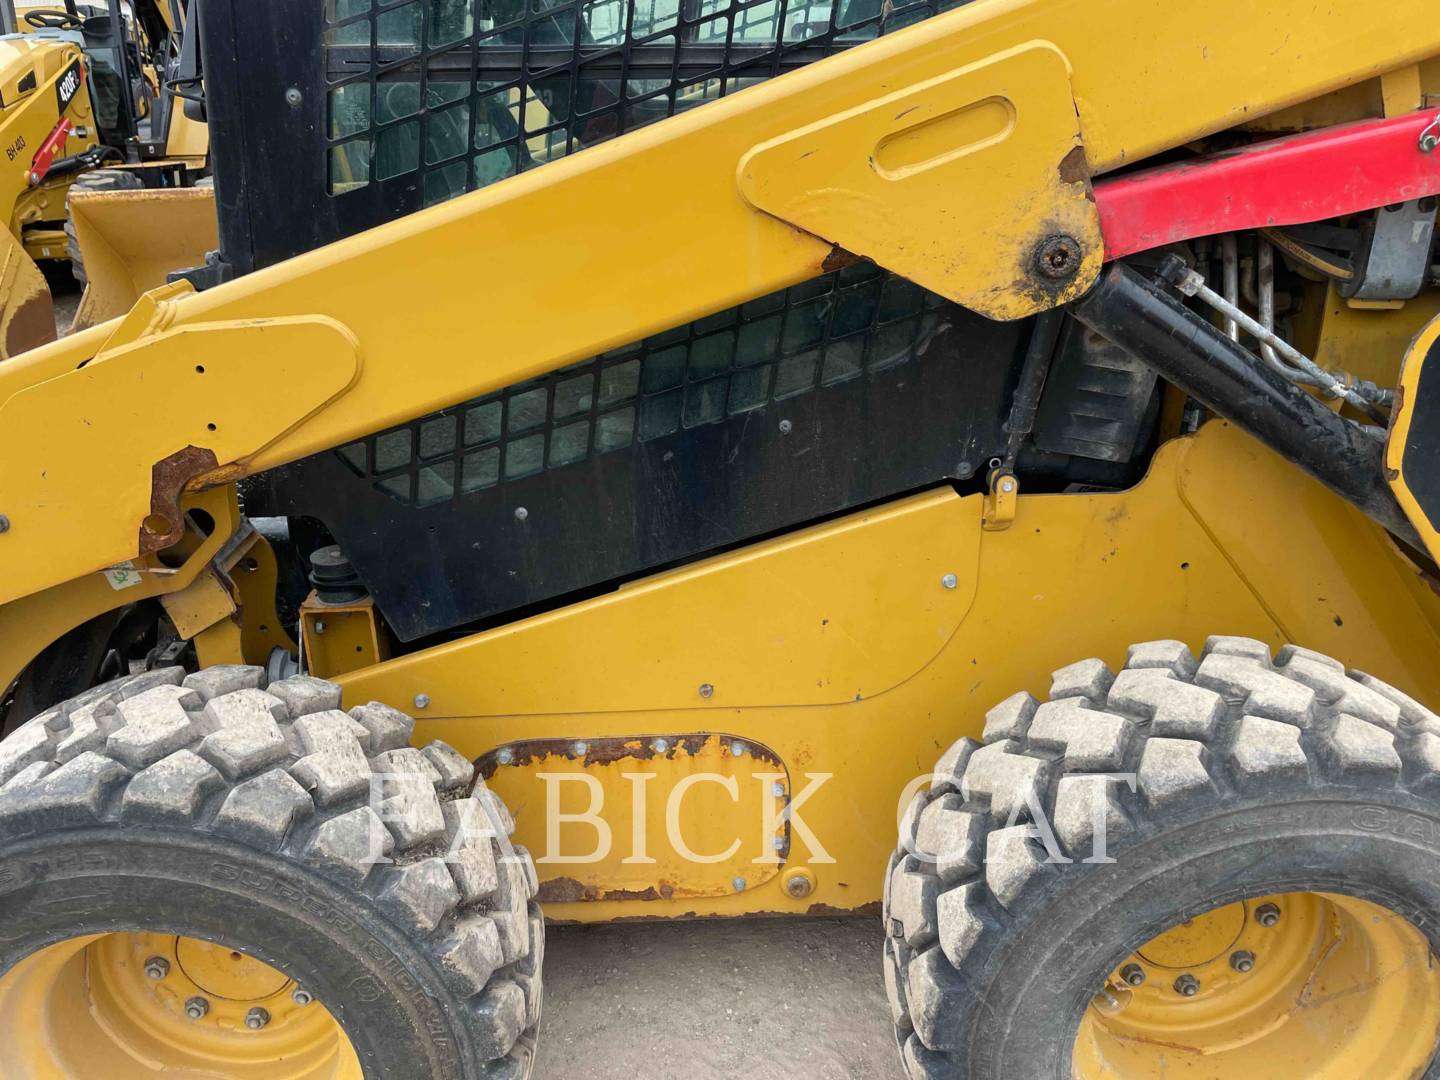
0, 664, 542, 1079
63, 167, 145, 285
883, 635, 1440, 1079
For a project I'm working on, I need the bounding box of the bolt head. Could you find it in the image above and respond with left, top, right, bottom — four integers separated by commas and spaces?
314, 620, 327, 634
1422, 133, 1440, 153
1000, 478, 1016, 493
730, 740, 747, 757
1035, 235, 1083, 281
184, 996, 209, 1020
514, 506, 529, 522
1230, 950, 1255, 973
413, 693, 430, 709
651, 738, 669, 754
1119, 963, 1145, 987
496, 747, 514, 765
772, 835, 784, 851
941, 573, 958, 590
572, 741, 589, 757
292, 987, 314, 1006
1173, 974, 1199, 997
772, 782, 785, 797
245, 1007, 271, 1030
1255, 902, 1281, 928
284, 87, 302, 106
732, 876, 746, 892
784, 873, 813, 899
143, 956, 170, 980
698, 683, 714, 699
0, 514, 9, 534
778, 419, 793, 435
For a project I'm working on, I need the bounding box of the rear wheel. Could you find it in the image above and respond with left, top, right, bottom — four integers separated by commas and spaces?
0, 665, 542, 1078
63, 167, 144, 285
884, 636, 1440, 1079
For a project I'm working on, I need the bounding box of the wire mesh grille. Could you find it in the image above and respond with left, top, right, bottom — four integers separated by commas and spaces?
337, 262, 946, 505
323, 0, 974, 505
323, 0, 974, 200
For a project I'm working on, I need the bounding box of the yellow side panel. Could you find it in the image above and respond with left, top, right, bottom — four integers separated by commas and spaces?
341, 422, 1440, 921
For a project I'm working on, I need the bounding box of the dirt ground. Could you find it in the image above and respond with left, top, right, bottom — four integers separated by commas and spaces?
533, 916, 904, 1079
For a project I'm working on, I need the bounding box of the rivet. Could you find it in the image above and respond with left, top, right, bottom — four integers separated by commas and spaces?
245, 1007, 271, 1030
1119, 963, 1145, 987
413, 693, 430, 709
941, 573, 958, 590
514, 506, 529, 522
731, 740, 747, 757
292, 987, 314, 1006
143, 956, 170, 980
698, 683, 714, 699
184, 996, 209, 1020
496, 747, 514, 765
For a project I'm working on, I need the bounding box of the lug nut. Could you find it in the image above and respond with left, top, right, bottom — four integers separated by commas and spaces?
184, 996, 209, 1020
1173, 974, 1200, 997
292, 987, 314, 1006
245, 1007, 271, 1030
1255, 902, 1281, 928
143, 956, 170, 980
1230, 950, 1255, 973
1119, 963, 1145, 987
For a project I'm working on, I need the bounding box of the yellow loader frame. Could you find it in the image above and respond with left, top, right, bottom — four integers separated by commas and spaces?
3, 0, 1440, 922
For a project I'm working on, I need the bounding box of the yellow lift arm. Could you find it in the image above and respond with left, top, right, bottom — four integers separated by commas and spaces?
1, 0, 1438, 606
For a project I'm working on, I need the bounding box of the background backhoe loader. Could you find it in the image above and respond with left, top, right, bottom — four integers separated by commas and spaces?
3, 0, 1440, 1077
0, 0, 209, 354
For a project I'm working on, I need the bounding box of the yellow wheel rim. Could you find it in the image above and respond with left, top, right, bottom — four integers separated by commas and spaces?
0, 932, 362, 1078
1074, 891, 1440, 1079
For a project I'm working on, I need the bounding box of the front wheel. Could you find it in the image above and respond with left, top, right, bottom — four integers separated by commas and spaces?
884, 636, 1440, 1079
0, 664, 542, 1078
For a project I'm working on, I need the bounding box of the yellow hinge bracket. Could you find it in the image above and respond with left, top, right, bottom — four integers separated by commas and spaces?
737, 41, 1102, 321
0, 312, 361, 606
983, 472, 1019, 531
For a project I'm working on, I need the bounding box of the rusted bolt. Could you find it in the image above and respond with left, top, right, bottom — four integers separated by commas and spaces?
413, 693, 430, 710
698, 683, 714, 699
1119, 963, 1145, 987
941, 573, 958, 589
143, 956, 170, 980
1230, 950, 1255, 973
0, 514, 9, 534
1255, 902, 1281, 928
292, 988, 314, 1006
496, 747, 514, 765
184, 996, 209, 1020
1035, 235, 1083, 281
1173, 974, 1200, 997
245, 1007, 270, 1030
